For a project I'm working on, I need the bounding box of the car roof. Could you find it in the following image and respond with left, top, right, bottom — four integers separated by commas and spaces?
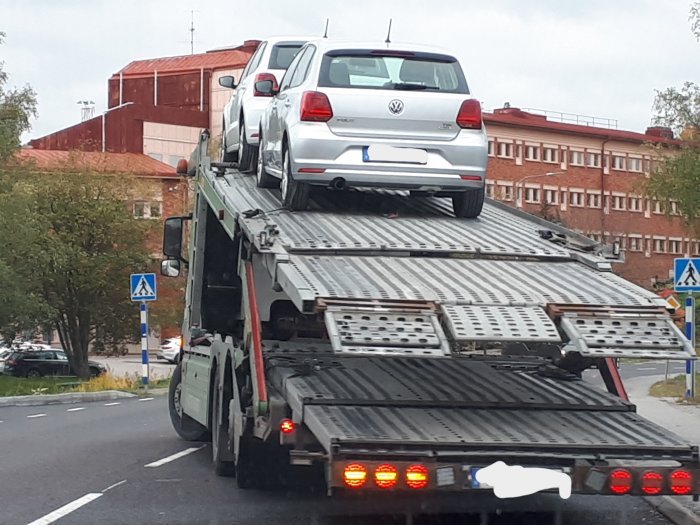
304, 39, 458, 57
261, 36, 316, 46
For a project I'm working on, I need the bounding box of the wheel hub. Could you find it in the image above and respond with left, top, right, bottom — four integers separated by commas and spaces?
174, 383, 183, 417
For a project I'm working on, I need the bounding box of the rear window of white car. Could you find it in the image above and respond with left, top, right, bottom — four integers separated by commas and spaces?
318, 50, 469, 93
268, 43, 305, 70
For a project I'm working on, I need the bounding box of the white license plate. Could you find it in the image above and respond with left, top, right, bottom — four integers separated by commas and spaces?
363, 145, 428, 164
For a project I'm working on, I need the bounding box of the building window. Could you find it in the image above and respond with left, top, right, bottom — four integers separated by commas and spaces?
147, 152, 163, 162
498, 184, 514, 201
544, 189, 559, 205
587, 152, 601, 168
569, 191, 584, 207
629, 237, 643, 252
588, 193, 602, 208
498, 142, 514, 158
612, 195, 626, 211
612, 154, 626, 171
653, 238, 667, 253
486, 181, 495, 198
167, 155, 181, 168
614, 236, 627, 250
692, 241, 700, 256
569, 150, 585, 166
133, 201, 163, 219
628, 157, 643, 173
589, 232, 602, 242
652, 201, 663, 214
525, 187, 540, 204
488, 140, 495, 157
669, 239, 682, 254
525, 145, 540, 161
670, 201, 681, 216
543, 146, 559, 163
628, 196, 642, 212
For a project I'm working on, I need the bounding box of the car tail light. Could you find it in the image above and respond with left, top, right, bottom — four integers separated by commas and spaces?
344, 463, 367, 488
300, 91, 333, 122
641, 471, 664, 495
374, 464, 398, 489
279, 419, 295, 434
254, 73, 278, 97
460, 175, 482, 181
456, 99, 482, 130
670, 470, 693, 495
609, 469, 633, 494
298, 168, 326, 173
405, 464, 429, 489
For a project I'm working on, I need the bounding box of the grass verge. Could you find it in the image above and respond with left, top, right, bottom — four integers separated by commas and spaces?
650, 373, 700, 403
0, 372, 170, 397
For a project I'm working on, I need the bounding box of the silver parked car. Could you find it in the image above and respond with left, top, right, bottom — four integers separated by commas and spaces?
255, 40, 488, 217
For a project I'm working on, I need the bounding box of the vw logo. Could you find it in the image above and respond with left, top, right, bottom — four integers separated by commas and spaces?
388, 99, 404, 115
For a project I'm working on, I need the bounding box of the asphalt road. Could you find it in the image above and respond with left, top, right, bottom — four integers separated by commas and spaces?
0, 397, 674, 525
619, 360, 687, 379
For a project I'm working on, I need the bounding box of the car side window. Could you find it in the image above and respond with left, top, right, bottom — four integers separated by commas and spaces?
242, 42, 266, 80
289, 46, 316, 88
278, 47, 307, 92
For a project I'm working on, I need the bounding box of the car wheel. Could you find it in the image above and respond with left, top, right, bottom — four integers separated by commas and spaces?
169, 362, 210, 442
89, 367, 102, 378
26, 368, 42, 378
238, 121, 255, 172
220, 122, 237, 163
452, 187, 485, 218
256, 132, 278, 189
281, 148, 310, 211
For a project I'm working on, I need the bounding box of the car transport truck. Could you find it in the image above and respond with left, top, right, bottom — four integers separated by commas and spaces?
160, 129, 700, 500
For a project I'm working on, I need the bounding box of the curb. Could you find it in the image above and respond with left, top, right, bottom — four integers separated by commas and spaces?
0, 390, 137, 407
645, 496, 700, 525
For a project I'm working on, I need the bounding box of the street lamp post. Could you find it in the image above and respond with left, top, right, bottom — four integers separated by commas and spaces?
515, 171, 565, 209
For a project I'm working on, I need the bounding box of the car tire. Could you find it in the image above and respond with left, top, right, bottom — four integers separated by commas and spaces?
26, 368, 42, 378
220, 122, 237, 163
256, 132, 278, 189
238, 121, 256, 173
169, 362, 210, 442
89, 367, 101, 377
452, 187, 485, 218
281, 148, 310, 211
212, 371, 237, 477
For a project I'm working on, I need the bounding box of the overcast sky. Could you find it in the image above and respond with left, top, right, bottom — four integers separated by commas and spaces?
2, 0, 699, 140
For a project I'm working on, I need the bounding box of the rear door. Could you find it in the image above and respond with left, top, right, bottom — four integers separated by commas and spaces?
316, 50, 471, 141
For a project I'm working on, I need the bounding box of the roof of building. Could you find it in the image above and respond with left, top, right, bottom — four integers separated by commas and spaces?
15, 149, 178, 178
484, 107, 677, 145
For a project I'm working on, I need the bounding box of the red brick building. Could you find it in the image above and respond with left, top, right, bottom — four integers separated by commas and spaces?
483, 106, 684, 287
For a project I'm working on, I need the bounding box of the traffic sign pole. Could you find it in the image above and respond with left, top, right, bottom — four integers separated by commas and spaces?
141, 301, 150, 393
686, 295, 695, 399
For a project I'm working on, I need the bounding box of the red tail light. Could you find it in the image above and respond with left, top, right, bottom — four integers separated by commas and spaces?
405, 464, 429, 489
344, 463, 367, 488
279, 419, 295, 434
456, 99, 482, 130
609, 469, 632, 495
254, 73, 278, 97
300, 91, 333, 122
670, 470, 693, 495
374, 464, 398, 489
641, 471, 663, 495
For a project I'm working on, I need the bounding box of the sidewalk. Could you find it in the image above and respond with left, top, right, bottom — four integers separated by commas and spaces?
626, 374, 700, 522
91, 355, 175, 379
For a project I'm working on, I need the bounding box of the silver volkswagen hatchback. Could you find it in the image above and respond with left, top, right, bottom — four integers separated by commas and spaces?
256, 40, 488, 218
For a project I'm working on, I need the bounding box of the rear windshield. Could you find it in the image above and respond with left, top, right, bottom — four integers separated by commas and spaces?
317, 49, 469, 93
268, 43, 305, 70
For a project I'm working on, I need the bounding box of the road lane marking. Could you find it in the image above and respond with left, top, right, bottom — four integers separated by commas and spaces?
145, 445, 206, 467
27, 413, 47, 419
138, 397, 154, 402
66, 407, 85, 412
104, 402, 120, 406
26, 493, 102, 525
102, 480, 127, 492
638, 368, 658, 371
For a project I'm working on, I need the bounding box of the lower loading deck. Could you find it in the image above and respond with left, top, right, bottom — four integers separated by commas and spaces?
265, 344, 696, 463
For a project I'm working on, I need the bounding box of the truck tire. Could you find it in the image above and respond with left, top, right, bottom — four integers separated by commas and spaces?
169, 362, 210, 442
281, 148, 310, 211
256, 133, 278, 189
452, 187, 485, 218
212, 372, 236, 476
238, 121, 256, 173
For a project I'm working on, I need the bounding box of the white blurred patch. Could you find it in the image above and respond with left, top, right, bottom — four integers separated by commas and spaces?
365, 145, 428, 164
474, 461, 572, 499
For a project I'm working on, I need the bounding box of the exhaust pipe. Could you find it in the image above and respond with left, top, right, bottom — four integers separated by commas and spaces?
330, 178, 346, 190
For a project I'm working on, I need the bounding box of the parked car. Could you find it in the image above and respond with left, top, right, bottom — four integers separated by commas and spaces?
255, 40, 488, 218
4, 350, 106, 378
219, 36, 312, 171
157, 337, 181, 364
0, 349, 12, 374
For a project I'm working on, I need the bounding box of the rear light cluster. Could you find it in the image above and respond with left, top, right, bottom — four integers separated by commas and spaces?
300, 91, 333, 122
456, 99, 482, 130
609, 468, 693, 495
253, 73, 278, 97
343, 463, 429, 490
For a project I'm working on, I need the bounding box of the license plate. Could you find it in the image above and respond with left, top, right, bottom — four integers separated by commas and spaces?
362, 145, 428, 164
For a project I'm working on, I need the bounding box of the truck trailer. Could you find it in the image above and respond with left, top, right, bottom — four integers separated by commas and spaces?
160, 129, 699, 500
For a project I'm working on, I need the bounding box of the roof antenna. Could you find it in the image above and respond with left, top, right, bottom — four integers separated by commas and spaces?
385, 18, 393, 44
323, 18, 330, 38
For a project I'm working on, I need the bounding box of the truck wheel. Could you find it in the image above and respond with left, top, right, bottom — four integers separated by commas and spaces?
212, 372, 236, 476
238, 121, 255, 172
281, 148, 309, 211
256, 133, 278, 188
452, 187, 485, 218
169, 362, 209, 442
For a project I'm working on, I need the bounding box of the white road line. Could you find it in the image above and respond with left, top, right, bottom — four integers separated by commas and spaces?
102, 479, 127, 493
638, 367, 659, 371
138, 397, 154, 402
27, 413, 47, 419
66, 407, 85, 412
104, 402, 120, 406
26, 493, 102, 525
145, 445, 206, 468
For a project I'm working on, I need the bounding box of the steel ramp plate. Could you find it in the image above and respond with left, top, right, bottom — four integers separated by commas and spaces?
324, 307, 449, 357
442, 305, 561, 343
560, 313, 694, 359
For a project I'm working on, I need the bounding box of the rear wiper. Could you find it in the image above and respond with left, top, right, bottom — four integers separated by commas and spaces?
391, 83, 439, 91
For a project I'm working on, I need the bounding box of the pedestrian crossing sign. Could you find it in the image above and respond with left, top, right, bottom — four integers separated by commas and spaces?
674, 258, 700, 292
130, 273, 157, 301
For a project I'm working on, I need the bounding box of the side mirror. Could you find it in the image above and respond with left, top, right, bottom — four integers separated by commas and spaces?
163, 216, 187, 262
161, 259, 181, 277
254, 79, 277, 96
218, 75, 237, 89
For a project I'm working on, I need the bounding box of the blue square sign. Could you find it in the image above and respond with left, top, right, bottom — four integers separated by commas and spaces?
674, 258, 700, 292
130, 273, 157, 301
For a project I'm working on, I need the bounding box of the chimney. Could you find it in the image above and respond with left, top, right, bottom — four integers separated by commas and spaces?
645, 126, 674, 139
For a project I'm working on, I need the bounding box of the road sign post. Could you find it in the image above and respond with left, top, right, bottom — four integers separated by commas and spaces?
131, 273, 157, 392
686, 295, 695, 399
674, 259, 698, 399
